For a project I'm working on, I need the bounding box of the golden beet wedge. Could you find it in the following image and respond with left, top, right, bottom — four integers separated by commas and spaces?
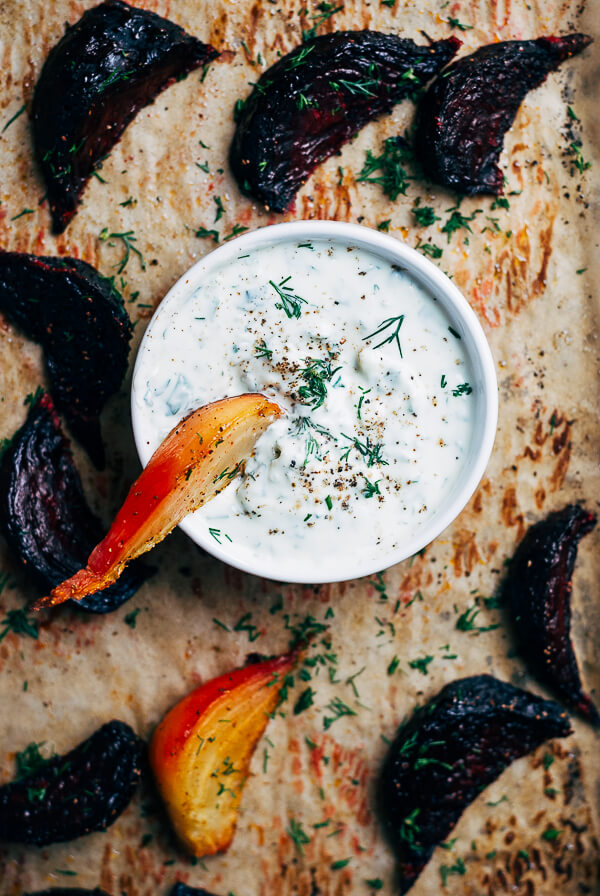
149, 652, 296, 856
32, 394, 282, 609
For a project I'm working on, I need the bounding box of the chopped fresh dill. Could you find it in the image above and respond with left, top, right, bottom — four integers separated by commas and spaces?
377, 219, 391, 232
356, 137, 412, 200
440, 858, 466, 885
441, 207, 481, 242
362, 476, 381, 498
447, 16, 474, 29
415, 239, 443, 259
363, 314, 404, 357
0, 609, 39, 643
213, 195, 225, 221
195, 225, 219, 243
294, 687, 315, 714
287, 817, 311, 853
408, 654, 434, 675
254, 338, 273, 359
568, 140, 591, 175
124, 608, 141, 629
452, 382, 472, 397
287, 44, 315, 69
356, 386, 371, 420
329, 78, 378, 97
455, 603, 500, 634
99, 228, 145, 273
302, 2, 344, 42
412, 200, 441, 227
340, 433, 388, 468
323, 696, 357, 730
10, 208, 34, 221
270, 275, 307, 319
398, 808, 421, 844
2, 103, 26, 133
324, 495, 333, 511
223, 223, 248, 241
298, 356, 341, 409
16, 742, 51, 778
448, 326, 461, 339
440, 374, 447, 388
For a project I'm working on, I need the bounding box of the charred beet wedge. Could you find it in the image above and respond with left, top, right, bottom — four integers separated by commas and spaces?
0, 720, 143, 846
32, 0, 218, 233
0, 392, 151, 614
230, 32, 460, 212
379, 675, 571, 894
415, 34, 592, 195
0, 250, 133, 467
504, 505, 598, 725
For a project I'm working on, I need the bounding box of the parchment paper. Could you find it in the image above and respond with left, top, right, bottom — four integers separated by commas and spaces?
0, 1, 598, 894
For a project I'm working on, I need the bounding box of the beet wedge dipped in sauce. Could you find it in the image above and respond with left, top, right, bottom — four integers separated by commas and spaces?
0, 392, 151, 614
503, 505, 599, 725
0, 721, 143, 846
0, 250, 133, 468
31, 394, 282, 610
378, 675, 571, 894
32, 0, 218, 233
150, 651, 297, 857
415, 33, 592, 195
230, 32, 461, 212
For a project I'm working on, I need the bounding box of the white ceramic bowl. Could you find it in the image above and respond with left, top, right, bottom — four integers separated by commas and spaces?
131, 221, 497, 583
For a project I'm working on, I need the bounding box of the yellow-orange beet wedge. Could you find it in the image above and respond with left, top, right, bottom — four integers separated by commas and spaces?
149, 652, 297, 856
31, 394, 282, 610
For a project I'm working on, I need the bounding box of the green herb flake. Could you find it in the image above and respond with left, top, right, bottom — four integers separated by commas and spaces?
441, 207, 481, 242
323, 696, 357, 730
542, 827, 562, 841
0, 609, 39, 643
387, 655, 400, 675
294, 687, 315, 715
447, 16, 474, 29
452, 382, 472, 397
270, 275, 307, 319
99, 228, 145, 274
363, 314, 405, 357
440, 857, 466, 885
124, 608, 141, 629
448, 326, 461, 339
568, 140, 591, 175
408, 654, 434, 675
196, 226, 220, 243
412, 201, 441, 227
543, 753, 555, 769
16, 742, 51, 778
324, 495, 333, 511
287, 817, 311, 854
331, 858, 351, 870
377, 219, 391, 232
10, 208, 34, 221
302, 3, 344, 42
223, 224, 249, 241
366, 879, 384, 890
2, 103, 26, 133
357, 137, 412, 201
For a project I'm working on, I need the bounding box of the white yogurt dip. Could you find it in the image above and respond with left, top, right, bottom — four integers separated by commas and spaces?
133, 233, 479, 582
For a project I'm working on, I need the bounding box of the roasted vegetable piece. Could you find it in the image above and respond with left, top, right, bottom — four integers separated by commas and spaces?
504, 505, 599, 725
33, 0, 218, 233
171, 884, 220, 896
32, 394, 282, 610
378, 675, 571, 894
0, 392, 151, 614
0, 250, 133, 467
150, 652, 297, 857
230, 31, 460, 212
415, 33, 592, 195
0, 720, 143, 846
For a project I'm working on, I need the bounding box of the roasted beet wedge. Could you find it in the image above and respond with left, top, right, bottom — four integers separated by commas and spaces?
379, 675, 571, 894
230, 32, 460, 212
504, 505, 598, 725
415, 34, 592, 195
0, 392, 151, 614
0, 250, 133, 467
32, 0, 218, 233
0, 720, 143, 846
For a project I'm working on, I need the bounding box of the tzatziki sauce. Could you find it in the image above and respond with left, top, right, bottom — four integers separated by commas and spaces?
134, 238, 476, 581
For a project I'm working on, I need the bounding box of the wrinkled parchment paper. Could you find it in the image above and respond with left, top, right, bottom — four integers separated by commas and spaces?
0, 1, 598, 894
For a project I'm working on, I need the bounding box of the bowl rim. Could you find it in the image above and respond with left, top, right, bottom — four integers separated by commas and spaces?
131, 219, 498, 584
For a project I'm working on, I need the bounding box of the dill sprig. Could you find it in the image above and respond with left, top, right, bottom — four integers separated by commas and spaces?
0, 608, 39, 643
99, 228, 145, 274
340, 433, 388, 467
298, 357, 341, 409
356, 137, 413, 200
302, 2, 344, 41
363, 315, 405, 357
270, 275, 307, 319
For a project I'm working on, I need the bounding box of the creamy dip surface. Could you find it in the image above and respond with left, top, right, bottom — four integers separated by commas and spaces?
134, 239, 476, 581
